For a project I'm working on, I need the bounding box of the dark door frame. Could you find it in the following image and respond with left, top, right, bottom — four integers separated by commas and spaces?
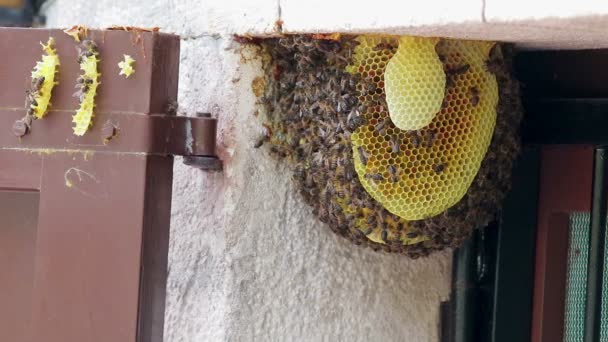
442, 48, 608, 342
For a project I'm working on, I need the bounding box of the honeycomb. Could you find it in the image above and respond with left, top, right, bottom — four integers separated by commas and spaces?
72, 40, 100, 136
30, 38, 60, 119
384, 36, 445, 130
258, 34, 521, 256
350, 36, 498, 220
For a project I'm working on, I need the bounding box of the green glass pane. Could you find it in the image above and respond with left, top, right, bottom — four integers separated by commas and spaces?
564, 212, 608, 342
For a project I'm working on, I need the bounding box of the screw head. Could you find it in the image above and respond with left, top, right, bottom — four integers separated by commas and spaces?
12, 119, 28, 137
101, 120, 117, 141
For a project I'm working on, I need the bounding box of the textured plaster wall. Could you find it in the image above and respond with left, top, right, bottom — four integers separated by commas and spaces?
42, 0, 607, 341
42, 2, 452, 341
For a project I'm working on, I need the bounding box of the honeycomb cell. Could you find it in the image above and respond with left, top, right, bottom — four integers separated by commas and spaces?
350, 36, 498, 220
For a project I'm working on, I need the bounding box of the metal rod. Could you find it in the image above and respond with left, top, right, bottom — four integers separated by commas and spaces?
584, 147, 608, 342
452, 237, 476, 342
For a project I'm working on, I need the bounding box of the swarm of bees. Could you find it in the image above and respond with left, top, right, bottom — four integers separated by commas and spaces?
74, 39, 98, 103
13, 38, 60, 137
257, 35, 522, 256
13, 75, 45, 136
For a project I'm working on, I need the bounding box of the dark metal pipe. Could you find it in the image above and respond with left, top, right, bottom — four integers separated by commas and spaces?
584, 147, 608, 342
452, 237, 476, 342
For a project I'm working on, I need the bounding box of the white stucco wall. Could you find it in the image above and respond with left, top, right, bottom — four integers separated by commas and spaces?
41, 0, 607, 341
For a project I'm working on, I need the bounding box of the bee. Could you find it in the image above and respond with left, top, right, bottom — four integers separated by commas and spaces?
345, 168, 355, 181
336, 186, 345, 198
72, 90, 85, 102
469, 87, 480, 107
364, 227, 374, 236
253, 136, 267, 148
327, 157, 338, 170
254, 125, 271, 148
357, 146, 368, 165
485, 59, 501, 75
294, 53, 313, 66
445, 76, 455, 89
362, 81, 377, 96
334, 164, 346, 179
395, 221, 406, 231
365, 173, 384, 182
317, 206, 329, 223
24, 89, 31, 106
407, 130, 422, 148
81, 50, 95, 58
366, 214, 377, 226
22, 114, 33, 127
484, 45, 503, 75
445, 64, 470, 88
347, 115, 366, 131
80, 39, 97, 50
433, 163, 446, 174
446, 64, 470, 76
390, 135, 400, 154
347, 108, 365, 128
305, 173, 315, 188
31, 76, 44, 90
293, 166, 305, 181
406, 232, 419, 239
330, 202, 343, 215
381, 229, 388, 242
347, 77, 356, 88
164, 100, 179, 115
373, 42, 397, 51
375, 118, 388, 134
425, 129, 438, 148
388, 164, 398, 183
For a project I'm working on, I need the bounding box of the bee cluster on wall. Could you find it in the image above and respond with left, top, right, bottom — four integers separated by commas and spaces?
256, 35, 522, 257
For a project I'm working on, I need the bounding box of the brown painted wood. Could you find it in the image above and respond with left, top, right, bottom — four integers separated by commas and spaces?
32, 153, 148, 341
540, 213, 570, 342
0, 28, 180, 342
532, 145, 594, 342
0, 146, 173, 342
0, 149, 41, 189
138, 156, 173, 342
0, 190, 39, 342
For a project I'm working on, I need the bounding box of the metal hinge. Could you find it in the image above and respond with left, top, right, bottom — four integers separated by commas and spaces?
181, 112, 222, 171
7, 109, 221, 171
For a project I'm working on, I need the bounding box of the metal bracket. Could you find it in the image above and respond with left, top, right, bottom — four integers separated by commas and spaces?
181, 112, 222, 171
4, 109, 219, 163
